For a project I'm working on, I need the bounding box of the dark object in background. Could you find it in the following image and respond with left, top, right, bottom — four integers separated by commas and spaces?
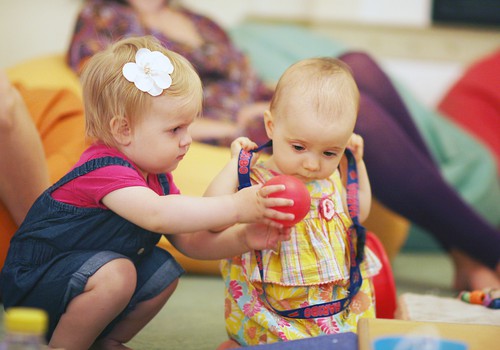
432, 0, 500, 27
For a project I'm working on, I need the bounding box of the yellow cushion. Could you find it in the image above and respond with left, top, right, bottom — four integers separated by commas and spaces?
6, 54, 82, 95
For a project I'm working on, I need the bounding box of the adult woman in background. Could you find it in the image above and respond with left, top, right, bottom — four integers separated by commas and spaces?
66, 0, 500, 289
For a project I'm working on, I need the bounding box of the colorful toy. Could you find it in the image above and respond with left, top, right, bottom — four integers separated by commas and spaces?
458, 288, 500, 309
264, 175, 311, 227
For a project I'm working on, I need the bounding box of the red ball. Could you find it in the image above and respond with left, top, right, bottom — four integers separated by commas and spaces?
264, 175, 311, 227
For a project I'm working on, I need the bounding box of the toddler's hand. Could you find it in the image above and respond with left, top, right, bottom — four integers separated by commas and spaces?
243, 223, 291, 251
234, 183, 294, 228
347, 133, 364, 162
230, 137, 258, 159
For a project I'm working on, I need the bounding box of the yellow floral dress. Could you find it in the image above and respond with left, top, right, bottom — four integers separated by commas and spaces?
221, 163, 381, 346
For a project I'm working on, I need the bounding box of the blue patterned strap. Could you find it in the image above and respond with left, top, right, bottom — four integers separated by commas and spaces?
237, 140, 272, 190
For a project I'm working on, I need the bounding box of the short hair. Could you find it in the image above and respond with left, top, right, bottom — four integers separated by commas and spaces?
80, 35, 203, 146
270, 57, 359, 125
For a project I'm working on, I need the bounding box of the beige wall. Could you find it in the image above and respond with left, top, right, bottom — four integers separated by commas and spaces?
182, 0, 432, 27
1, 0, 498, 108
0, 0, 82, 68
0, 0, 433, 69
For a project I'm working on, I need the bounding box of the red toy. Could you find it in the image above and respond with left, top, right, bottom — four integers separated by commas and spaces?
264, 175, 311, 227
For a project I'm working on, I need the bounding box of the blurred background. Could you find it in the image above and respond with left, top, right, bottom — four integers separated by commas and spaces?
1, 0, 498, 108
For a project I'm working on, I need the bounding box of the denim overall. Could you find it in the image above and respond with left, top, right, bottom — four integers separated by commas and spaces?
0, 156, 184, 339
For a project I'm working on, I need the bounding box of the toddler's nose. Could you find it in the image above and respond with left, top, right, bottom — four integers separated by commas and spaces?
303, 155, 320, 172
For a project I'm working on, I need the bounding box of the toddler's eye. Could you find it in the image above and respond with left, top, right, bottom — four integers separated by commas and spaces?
324, 151, 337, 157
292, 145, 305, 151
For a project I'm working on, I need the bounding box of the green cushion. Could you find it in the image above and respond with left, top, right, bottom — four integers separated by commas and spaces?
230, 21, 348, 83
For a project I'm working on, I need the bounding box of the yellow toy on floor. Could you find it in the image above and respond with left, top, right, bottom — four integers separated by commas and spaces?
1, 55, 409, 274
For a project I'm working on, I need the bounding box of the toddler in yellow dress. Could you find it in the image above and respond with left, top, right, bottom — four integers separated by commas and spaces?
208, 57, 382, 347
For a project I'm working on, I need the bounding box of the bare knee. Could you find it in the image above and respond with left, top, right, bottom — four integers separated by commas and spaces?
87, 258, 137, 301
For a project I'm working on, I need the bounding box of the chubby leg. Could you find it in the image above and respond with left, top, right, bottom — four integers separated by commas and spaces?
49, 259, 137, 350
93, 278, 179, 350
0, 71, 49, 224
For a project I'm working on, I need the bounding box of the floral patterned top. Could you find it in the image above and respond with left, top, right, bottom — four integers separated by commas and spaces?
241, 162, 381, 286
67, 0, 273, 145
220, 162, 381, 345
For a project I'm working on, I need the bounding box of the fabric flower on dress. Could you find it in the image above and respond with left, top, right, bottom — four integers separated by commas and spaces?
350, 290, 371, 314
122, 48, 174, 96
319, 197, 335, 221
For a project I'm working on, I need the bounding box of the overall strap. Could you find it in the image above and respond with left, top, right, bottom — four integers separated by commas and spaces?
157, 174, 171, 196
237, 145, 365, 319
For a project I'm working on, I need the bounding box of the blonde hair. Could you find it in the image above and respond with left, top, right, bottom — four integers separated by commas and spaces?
270, 57, 359, 125
80, 35, 203, 146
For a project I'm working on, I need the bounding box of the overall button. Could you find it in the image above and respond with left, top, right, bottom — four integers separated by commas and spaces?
137, 247, 145, 255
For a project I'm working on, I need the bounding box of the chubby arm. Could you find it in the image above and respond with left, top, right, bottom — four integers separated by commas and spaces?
204, 137, 259, 196
168, 222, 291, 260
203, 137, 262, 232
341, 133, 372, 223
101, 183, 293, 235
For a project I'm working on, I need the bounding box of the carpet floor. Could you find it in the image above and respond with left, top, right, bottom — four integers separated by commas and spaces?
0, 252, 457, 349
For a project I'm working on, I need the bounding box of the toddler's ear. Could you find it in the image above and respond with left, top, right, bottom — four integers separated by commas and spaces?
263, 110, 274, 139
110, 117, 132, 145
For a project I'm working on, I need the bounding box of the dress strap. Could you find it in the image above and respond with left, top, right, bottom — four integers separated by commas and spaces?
344, 148, 366, 263
237, 145, 365, 319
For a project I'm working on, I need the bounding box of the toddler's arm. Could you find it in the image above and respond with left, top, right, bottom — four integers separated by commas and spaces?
101, 178, 293, 234
204, 137, 259, 197
204, 137, 260, 232
343, 133, 372, 222
169, 222, 291, 260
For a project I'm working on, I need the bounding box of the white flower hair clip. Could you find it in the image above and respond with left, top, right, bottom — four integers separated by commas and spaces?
122, 48, 174, 96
